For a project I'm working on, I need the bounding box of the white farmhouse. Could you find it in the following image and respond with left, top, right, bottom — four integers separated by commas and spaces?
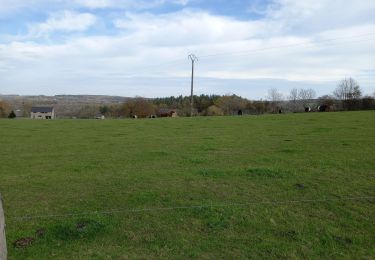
30, 107, 55, 119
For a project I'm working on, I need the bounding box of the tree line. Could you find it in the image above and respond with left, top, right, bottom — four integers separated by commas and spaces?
0, 77, 374, 119
266, 77, 374, 113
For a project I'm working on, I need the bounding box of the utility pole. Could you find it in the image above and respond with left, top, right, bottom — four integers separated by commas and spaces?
188, 54, 198, 117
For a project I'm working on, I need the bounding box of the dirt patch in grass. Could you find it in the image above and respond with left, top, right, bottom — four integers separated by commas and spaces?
12, 219, 106, 250
36, 228, 45, 238
13, 237, 35, 248
295, 183, 305, 190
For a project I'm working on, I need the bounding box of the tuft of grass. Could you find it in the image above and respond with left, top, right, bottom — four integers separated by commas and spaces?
245, 168, 285, 178
197, 169, 226, 178
278, 148, 297, 154
50, 219, 106, 241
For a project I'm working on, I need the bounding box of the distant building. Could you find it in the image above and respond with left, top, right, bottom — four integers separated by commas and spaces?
95, 114, 105, 120
157, 108, 177, 117
30, 107, 55, 119
14, 109, 23, 118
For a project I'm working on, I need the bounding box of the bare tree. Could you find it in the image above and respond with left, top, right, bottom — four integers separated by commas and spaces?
267, 88, 284, 113
288, 88, 299, 112
267, 88, 284, 102
298, 88, 316, 101
77, 104, 100, 118
333, 78, 362, 100
298, 88, 316, 109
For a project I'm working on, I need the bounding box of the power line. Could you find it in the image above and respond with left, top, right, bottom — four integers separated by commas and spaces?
74, 32, 375, 79
198, 32, 375, 59
7, 196, 374, 221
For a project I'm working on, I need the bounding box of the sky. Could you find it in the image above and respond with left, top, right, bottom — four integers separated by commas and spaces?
0, 0, 374, 99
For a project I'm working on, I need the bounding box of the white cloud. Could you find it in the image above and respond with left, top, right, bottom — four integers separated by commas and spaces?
266, 0, 375, 33
114, 11, 270, 46
0, 0, 189, 14
73, 0, 112, 8
0, 0, 375, 98
70, 0, 189, 9
28, 11, 97, 37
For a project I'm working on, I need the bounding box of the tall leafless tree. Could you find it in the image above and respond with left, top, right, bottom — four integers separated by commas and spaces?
267, 88, 284, 113
288, 88, 299, 112
298, 88, 316, 109
333, 78, 362, 100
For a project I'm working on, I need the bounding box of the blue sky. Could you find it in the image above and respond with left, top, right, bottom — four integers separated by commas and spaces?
0, 0, 374, 99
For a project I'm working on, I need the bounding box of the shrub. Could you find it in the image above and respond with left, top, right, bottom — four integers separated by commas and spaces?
8, 110, 16, 119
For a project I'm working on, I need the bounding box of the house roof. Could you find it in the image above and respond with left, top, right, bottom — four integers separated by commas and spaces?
158, 108, 176, 114
31, 107, 54, 113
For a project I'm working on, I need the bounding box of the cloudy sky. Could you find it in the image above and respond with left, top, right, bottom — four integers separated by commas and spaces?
0, 0, 374, 99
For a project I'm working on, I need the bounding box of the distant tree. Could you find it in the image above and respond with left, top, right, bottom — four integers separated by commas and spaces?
245, 101, 256, 113
123, 97, 155, 118
333, 78, 362, 100
77, 105, 100, 118
134, 98, 155, 118
253, 101, 267, 114
361, 96, 375, 110
8, 110, 16, 119
206, 105, 224, 116
153, 94, 221, 116
195, 95, 213, 113
298, 88, 316, 101
0, 101, 10, 118
288, 88, 299, 112
215, 95, 247, 115
179, 98, 193, 116
298, 88, 316, 109
99, 105, 109, 115
333, 78, 362, 110
122, 100, 135, 117
318, 95, 335, 107
267, 88, 283, 113
267, 88, 283, 102
21, 102, 33, 117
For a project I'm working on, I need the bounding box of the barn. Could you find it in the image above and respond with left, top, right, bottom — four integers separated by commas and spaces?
157, 108, 177, 117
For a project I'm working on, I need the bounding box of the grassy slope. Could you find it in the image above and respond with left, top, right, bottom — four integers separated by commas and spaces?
0, 111, 374, 259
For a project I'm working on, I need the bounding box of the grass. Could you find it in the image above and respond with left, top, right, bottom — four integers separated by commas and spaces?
0, 111, 374, 259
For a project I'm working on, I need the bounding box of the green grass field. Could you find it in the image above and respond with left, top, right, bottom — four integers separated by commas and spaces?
1, 111, 374, 259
